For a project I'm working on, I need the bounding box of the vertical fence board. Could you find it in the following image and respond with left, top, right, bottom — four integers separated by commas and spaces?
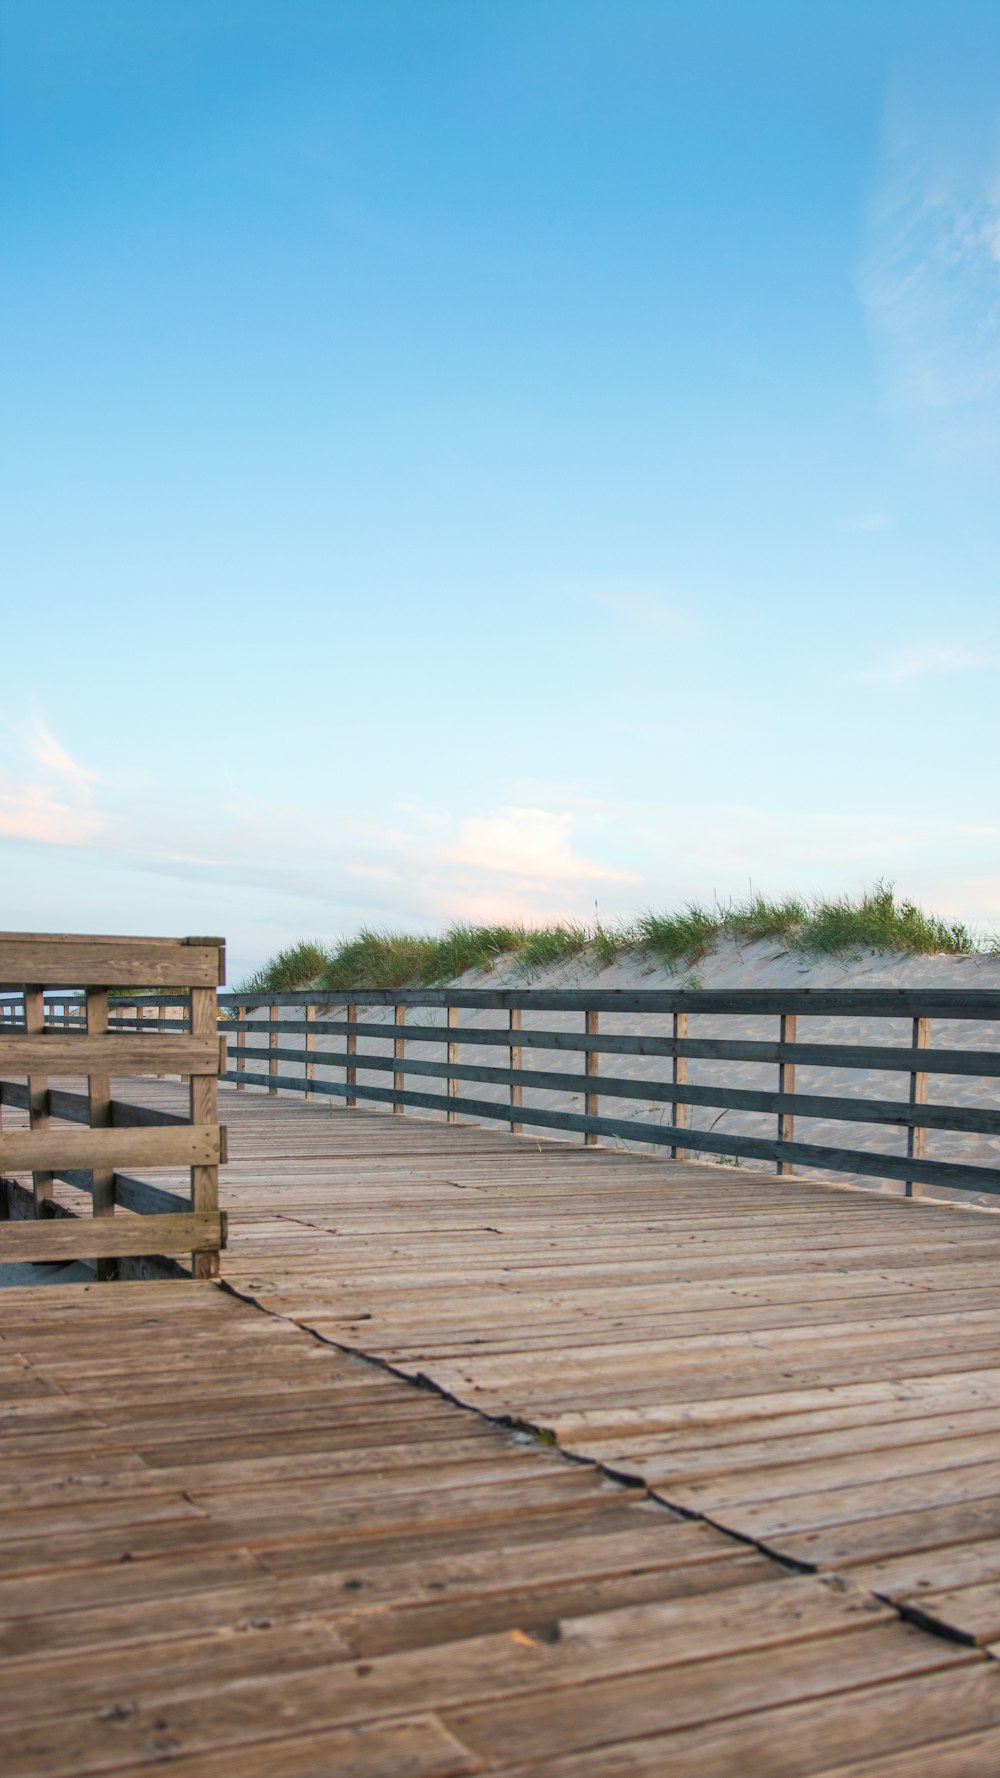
346, 1003, 358, 1107
906, 1016, 931, 1199
24, 986, 52, 1212
584, 1009, 599, 1146
670, 1011, 689, 1161
509, 1007, 523, 1135
189, 986, 220, 1280
446, 1007, 458, 1125
268, 1003, 279, 1097
305, 1002, 316, 1101
393, 1005, 406, 1113
777, 1012, 797, 1176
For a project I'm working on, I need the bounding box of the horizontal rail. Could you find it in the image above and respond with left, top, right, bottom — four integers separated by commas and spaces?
0, 1081, 191, 1127
0, 1124, 224, 1172
0, 936, 224, 990
51, 1170, 190, 1216
224, 1018, 1000, 1080
0, 1035, 222, 1075
236, 1042, 1000, 1136
214, 987, 1000, 1017
227, 1070, 1000, 1195
0, 1211, 226, 1263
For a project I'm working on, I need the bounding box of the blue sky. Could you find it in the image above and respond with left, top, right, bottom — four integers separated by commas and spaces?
2, 1, 1000, 977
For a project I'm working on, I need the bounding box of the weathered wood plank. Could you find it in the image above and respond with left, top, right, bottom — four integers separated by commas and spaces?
0, 936, 223, 989
0, 1125, 222, 1170
0, 1035, 219, 1074
0, 1211, 225, 1261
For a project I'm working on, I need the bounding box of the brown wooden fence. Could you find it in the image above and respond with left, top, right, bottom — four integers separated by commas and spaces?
198, 985, 1000, 1202
0, 933, 227, 1279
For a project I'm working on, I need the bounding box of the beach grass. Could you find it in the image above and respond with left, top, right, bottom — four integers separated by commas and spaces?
236, 884, 977, 992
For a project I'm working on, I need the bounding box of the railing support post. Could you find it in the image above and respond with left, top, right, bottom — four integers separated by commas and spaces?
24, 985, 52, 1214
86, 986, 116, 1281
305, 1002, 316, 1101
906, 1016, 931, 1198
393, 1004, 406, 1112
236, 1005, 246, 1092
777, 1012, 797, 1175
268, 1003, 278, 1096
670, 1011, 689, 1161
509, 1007, 523, 1134
584, 1009, 599, 1145
190, 983, 221, 1279
346, 1003, 357, 1106
446, 1006, 458, 1124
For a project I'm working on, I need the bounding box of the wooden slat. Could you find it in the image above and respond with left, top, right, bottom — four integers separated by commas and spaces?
226, 1070, 1000, 1194
237, 1042, 1000, 1137
217, 985, 1000, 1016
190, 985, 220, 1282
0, 1034, 219, 1074
0, 1124, 222, 1171
0, 1081, 189, 1128
0, 936, 222, 988
0, 1210, 224, 1260
23, 985, 51, 1210
584, 1009, 599, 1145
219, 1016, 1000, 1081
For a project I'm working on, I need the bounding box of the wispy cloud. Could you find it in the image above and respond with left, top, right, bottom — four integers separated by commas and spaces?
859, 102, 1000, 430
575, 584, 692, 635
865, 644, 994, 682
844, 511, 895, 533
0, 718, 106, 846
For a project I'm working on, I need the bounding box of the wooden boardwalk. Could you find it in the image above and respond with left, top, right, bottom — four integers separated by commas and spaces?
4, 1087, 1000, 1773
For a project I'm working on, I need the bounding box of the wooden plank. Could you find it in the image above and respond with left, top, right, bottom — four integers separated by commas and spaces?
671, 1010, 688, 1161
304, 1001, 315, 1101
226, 1070, 1000, 1194
23, 985, 51, 1210
0, 1081, 189, 1127
510, 1005, 523, 1135
346, 1001, 357, 1107
85, 987, 116, 1285
394, 1002, 406, 1113
777, 1011, 796, 1176
0, 1034, 219, 1074
269, 1002, 279, 1096
217, 1017, 1000, 1080
0, 1211, 225, 1261
0, 1125, 222, 1171
234, 1042, 1000, 1138
447, 1005, 459, 1125
584, 1009, 599, 1145
218, 986, 1000, 1015
190, 985, 220, 1282
906, 1015, 931, 1199
0, 936, 222, 988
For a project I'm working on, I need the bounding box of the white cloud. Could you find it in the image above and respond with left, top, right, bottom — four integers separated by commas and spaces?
859, 108, 1000, 425
0, 718, 106, 846
865, 644, 994, 682
447, 807, 633, 887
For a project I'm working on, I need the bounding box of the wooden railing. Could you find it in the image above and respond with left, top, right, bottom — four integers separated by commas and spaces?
194, 985, 1000, 1202
0, 933, 227, 1279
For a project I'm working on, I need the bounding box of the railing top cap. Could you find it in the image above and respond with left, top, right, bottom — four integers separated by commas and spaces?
215, 985, 1000, 1017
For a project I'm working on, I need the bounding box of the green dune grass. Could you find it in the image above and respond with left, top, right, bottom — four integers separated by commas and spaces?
236, 884, 978, 993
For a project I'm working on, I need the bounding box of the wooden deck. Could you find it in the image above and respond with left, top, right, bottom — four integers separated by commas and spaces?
4, 1087, 1000, 1773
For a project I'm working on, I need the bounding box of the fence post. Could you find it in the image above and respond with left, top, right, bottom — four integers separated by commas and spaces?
446, 1006, 458, 1124
670, 1011, 689, 1160
509, 1007, 523, 1134
584, 1008, 599, 1145
393, 1005, 406, 1112
23, 986, 52, 1214
305, 1002, 316, 1101
86, 986, 116, 1281
777, 1012, 797, 1175
905, 1016, 931, 1199
189, 981, 221, 1279
269, 1002, 278, 1096
346, 1003, 358, 1106
235, 1005, 246, 1091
